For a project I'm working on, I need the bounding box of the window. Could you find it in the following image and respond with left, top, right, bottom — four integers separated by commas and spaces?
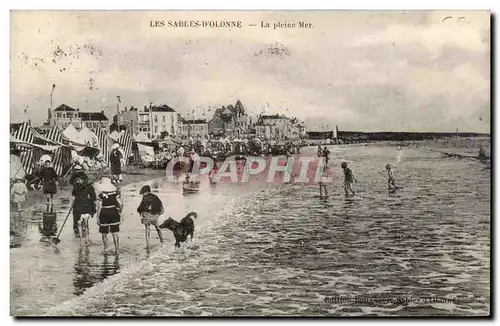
154, 116, 158, 123
155, 126, 158, 133
57, 113, 61, 118
163, 116, 166, 122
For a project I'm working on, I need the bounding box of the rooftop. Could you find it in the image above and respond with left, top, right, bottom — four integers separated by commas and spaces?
183, 119, 207, 125
54, 104, 76, 112
151, 104, 176, 113
80, 112, 109, 121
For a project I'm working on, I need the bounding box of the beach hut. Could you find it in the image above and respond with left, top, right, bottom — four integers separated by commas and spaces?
134, 131, 151, 143
62, 124, 86, 150
109, 130, 121, 141
79, 126, 99, 147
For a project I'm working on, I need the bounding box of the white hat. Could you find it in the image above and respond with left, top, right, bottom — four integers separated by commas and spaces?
74, 164, 82, 170
111, 143, 119, 150
95, 176, 117, 192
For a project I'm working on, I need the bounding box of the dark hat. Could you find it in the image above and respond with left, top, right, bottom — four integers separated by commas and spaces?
139, 185, 151, 194
341, 162, 347, 168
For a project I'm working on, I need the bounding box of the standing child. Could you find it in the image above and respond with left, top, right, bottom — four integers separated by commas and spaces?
109, 144, 123, 184
137, 185, 164, 248
209, 163, 219, 184
39, 160, 58, 213
95, 177, 122, 254
318, 166, 329, 197
11, 178, 28, 212
386, 164, 397, 190
341, 162, 357, 197
323, 146, 331, 165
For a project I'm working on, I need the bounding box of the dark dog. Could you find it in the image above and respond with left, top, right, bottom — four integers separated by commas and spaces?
159, 212, 197, 248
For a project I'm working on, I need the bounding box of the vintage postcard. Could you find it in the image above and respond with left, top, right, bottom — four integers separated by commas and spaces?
9, 10, 490, 317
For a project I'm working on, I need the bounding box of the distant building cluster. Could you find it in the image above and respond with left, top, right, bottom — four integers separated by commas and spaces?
40, 99, 328, 141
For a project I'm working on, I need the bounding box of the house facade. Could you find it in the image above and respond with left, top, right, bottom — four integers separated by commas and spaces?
115, 104, 178, 139
179, 118, 209, 139
49, 104, 110, 131
255, 114, 305, 140
150, 104, 179, 139
208, 100, 251, 138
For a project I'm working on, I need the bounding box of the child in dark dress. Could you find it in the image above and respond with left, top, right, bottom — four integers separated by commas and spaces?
39, 160, 58, 213
95, 177, 122, 254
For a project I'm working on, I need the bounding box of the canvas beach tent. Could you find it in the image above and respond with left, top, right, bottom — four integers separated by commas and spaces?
109, 130, 121, 141
79, 126, 99, 148
62, 124, 86, 151
134, 131, 151, 143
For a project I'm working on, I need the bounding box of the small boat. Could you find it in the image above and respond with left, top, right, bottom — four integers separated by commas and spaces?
182, 181, 200, 193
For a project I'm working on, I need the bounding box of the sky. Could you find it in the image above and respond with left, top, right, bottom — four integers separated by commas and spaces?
10, 10, 490, 132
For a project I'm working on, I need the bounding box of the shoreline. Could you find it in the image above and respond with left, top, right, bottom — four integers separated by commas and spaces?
10, 167, 166, 248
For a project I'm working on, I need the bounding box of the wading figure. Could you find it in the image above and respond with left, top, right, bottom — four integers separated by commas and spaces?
319, 166, 329, 197
71, 169, 97, 243
386, 164, 397, 191
341, 162, 357, 197
95, 177, 122, 254
323, 146, 331, 165
137, 185, 164, 248
109, 143, 123, 184
39, 160, 58, 213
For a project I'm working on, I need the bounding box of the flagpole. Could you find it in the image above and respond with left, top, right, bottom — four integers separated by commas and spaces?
116, 96, 120, 131
49, 84, 55, 126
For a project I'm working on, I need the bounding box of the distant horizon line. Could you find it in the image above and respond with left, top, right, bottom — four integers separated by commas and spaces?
8, 119, 491, 136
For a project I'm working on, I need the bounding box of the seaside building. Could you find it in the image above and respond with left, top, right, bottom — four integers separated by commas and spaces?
115, 104, 178, 139
208, 100, 251, 138
306, 123, 337, 140
115, 106, 151, 136
255, 114, 305, 140
150, 104, 179, 139
179, 118, 209, 140
47, 104, 110, 131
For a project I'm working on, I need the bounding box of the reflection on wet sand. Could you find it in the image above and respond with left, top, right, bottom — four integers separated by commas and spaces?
73, 247, 120, 296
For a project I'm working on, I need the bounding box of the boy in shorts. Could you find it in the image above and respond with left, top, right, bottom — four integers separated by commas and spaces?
137, 185, 164, 248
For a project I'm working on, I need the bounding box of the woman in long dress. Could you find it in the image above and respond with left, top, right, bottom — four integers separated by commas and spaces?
95, 177, 122, 254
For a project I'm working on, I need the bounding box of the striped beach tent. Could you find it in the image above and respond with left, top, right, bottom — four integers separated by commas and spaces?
11, 122, 36, 175
46, 126, 72, 176
118, 130, 133, 165
94, 126, 112, 165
